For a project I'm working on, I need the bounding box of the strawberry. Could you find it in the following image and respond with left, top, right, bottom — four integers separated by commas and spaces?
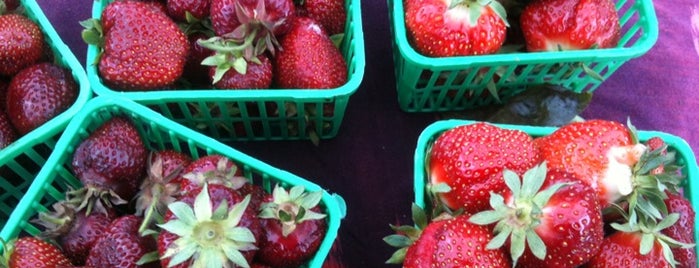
295, 0, 346, 35
1, 0, 20, 12
35, 202, 117, 266
166, 0, 211, 21
177, 154, 248, 194
385, 206, 511, 267
662, 192, 697, 268
470, 163, 604, 267
134, 150, 192, 232
0, 78, 7, 110
157, 184, 258, 268
256, 185, 327, 267
404, 0, 508, 57
6, 63, 78, 135
0, 14, 44, 76
85, 215, 158, 268
585, 229, 670, 267
428, 122, 540, 214
83, 0, 189, 91
211, 54, 273, 88
0, 110, 17, 149
210, 0, 296, 37
70, 116, 148, 213
197, 35, 274, 89
520, 0, 620, 51
273, 17, 347, 89
2, 237, 73, 267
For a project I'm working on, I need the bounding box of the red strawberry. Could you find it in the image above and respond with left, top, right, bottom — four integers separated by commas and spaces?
0, 109, 17, 149
197, 36, 274, 89
0, 14, 44, 76
662, 192, 697, 268
428, 122, 540, 214
585, 229, 670, 267
85, 215, 158, 268
274, 17, 347, 89
520, 0, 620, 51
210, 0, 296, 37
211, 54, 273, 89
35, 202, 117, 266
178, 154, 248, 195
470, 163, 604, 267
6, 63, 78, 135
84, 0, 189, 91
3, 237, 73, 267
70, 116, 147, 213
167, 0, 211, 21
295, 0, 346, 35
157, 184, 259, 268
256, 185, 327, 267
0, 78, 7, 110
404, 0, 508, 57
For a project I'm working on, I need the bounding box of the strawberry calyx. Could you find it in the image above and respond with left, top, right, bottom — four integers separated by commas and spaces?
65, 184, 128, 216
229, 0, 281, 54
158, 183, 257, 268
0, 238, 12, 267
198, 33, 266, 84
180, 156, 249, 190
178, 11, 215, 38
449, 0, 509, 27
383, 203, 435, 264
135, 153, 184, 234
469, 162, 570, 266
32, 202, 80, 240
258, 185, 326, 236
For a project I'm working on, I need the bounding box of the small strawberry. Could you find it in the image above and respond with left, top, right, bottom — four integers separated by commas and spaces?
82, 0, 189, 91
1, 237, 73, 268
177, 154, 248, 195
6, 63, 78, 135
470, 163, 604, 267
0, 14, 44, 76
256, 185, 327, 267
404, 0, 508, 57
85, 215, 158, 268
0, 109, 17, 149
274, 17, 347, 89
197, 36, 274, 89
295, 0, 345, 35
428, 122, 540, 214
167, 0, 211, 21
662, 192, 697, 268
70, 116, 148, 213
157, 184, 258, 268
520, 0, 620, 51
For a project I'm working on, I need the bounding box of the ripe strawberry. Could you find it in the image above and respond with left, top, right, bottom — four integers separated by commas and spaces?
295, 0, 346, 35
85, 215, 158, 268
177, 154, 248, 194
70, 116, 147, 213
167, 0, 211, 21
6, 63, 78, 135
585, 229, 670, 267
470, 163, 604, 267
404, 0, 508, 57
35, 202, 117, 266
210, 0, 296, 37
256, 185, 327, 267
520, 0, 620, 51
197, 36, 274, 89
0, 14, 44, 76
157, 184, 258, 268
0, 78, 7, 110
662, 192, 697, 268
212, 54, 273, 88
2, 237, 73, 267
85, 0, 189, 91
274, 17, 347, 89
428, 122, 540, 214
0, 110, 17, 149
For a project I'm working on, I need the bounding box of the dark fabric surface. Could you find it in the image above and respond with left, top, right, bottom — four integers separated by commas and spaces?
38, 0, 698, 266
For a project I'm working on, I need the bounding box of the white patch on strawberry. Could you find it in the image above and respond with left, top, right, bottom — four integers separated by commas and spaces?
601, 143, 647, 203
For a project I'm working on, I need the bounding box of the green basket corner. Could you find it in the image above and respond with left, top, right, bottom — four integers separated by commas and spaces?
389, 0, 659, 112
413, 119, 699, 259
85, 0, 366, 142
0, 96, 345, 268
0, 0, 92, 225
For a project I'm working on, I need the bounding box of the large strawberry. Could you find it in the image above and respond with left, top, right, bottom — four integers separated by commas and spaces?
177, 154, 248, 194
1, 237, 73, 267
70, 116, 148, 213
157, 184, 258, 268
404, 0, 508, 57
83, 0, 189, 91
520, 0, 620, 51
428, 122, 540, 214
197, 35, 274, 89
256, 185, 327, 267
6, 63, 78, 135
295, 0, 346, 35
0, 110, 17, 149
470, 163, 604, 267
85, 215, 159, 267
0, 14, 44, 76
274, 17, 347, 89
662, 192, 697, 268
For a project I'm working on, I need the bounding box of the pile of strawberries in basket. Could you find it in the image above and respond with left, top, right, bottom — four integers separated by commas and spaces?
0, 3, 78, 149
0, 116, 330, 268
82, 0, 348, 91
385, 119, 697, 267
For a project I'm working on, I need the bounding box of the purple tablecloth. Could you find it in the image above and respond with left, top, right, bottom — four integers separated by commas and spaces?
37, 0, 699, 266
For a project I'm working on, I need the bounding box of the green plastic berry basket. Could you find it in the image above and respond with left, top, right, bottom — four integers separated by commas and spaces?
388, 0, 659, 112
413, 119, 699, 258
85, 0, 365, 142
0, 96, 347, 267
0, 0, 92, 226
